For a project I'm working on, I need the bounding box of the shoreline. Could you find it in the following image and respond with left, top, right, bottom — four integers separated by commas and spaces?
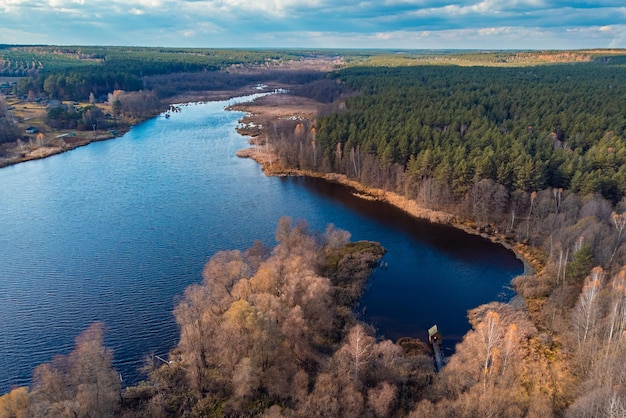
2, 86, 541, 276
235, 147, 541, 278
0, 85, 270, 170
0, 127, 131, 169
229, 92, 542, 277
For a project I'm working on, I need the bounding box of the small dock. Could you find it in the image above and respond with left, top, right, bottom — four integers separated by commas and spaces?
429, 324, 443, 371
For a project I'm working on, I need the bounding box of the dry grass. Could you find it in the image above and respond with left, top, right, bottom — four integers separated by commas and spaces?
229, 93, 321, 141
165, 85, 267, 104
0, 99, 119, 167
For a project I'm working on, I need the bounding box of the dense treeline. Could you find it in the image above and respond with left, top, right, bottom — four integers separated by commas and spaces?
271, 62, 626, 277
143, 70, 329, 100
1, 46, 310, 101
0, 46, 305, 77
312, 64, 626, 203
0, 95, 20, 144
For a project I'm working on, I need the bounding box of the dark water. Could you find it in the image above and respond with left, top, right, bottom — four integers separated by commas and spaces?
0, 95, 522, 393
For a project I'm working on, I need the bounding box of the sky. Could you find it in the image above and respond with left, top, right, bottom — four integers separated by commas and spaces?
1, 0, 625, 49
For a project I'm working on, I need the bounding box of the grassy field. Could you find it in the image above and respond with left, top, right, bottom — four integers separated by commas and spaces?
0, 95, 119, 167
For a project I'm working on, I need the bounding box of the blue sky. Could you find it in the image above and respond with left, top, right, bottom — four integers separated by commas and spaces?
1, 0, 625, 49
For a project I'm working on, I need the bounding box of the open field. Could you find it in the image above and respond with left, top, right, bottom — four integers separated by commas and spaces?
0, 97, 122, 168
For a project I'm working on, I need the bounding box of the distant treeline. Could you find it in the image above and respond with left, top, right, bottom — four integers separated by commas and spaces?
0, 46, 315, 101
0, 46, 306, 77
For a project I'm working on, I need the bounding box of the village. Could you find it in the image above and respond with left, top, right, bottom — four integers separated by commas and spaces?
0, 76, 121, 168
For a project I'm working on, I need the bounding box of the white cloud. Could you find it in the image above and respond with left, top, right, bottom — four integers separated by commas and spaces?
178, 29, 196, 37
74, 0, 165, 7
414, 0, 544, 17
183, 21, 224, 35
47, 0, 84, 6
374, 32, 395, 40
0, 0, 30, 13
477, 27, 510, 35
578, 24, 626, 48
1, 0, 625, 48
134, 0, 164, 7
204, 0, 324, 17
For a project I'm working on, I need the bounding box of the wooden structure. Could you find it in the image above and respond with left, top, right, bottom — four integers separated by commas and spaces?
428, 324, 443, 371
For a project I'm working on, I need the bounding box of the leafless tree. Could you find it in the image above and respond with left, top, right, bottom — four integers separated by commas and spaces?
29, 322, 120, 418
367, 382, 397, 417
336, 324, 374, 383
572, 267, 604, 373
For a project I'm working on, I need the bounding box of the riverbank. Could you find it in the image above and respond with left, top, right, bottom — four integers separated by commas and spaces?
232, 94, 543, 276
0, 84, 273, 169
2, 85, 541, 276
239, 145, 541, 274
0, 128, 133, 168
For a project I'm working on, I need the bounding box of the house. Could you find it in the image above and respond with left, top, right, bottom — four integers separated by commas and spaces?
0, 83, 11, 94
47, 99, 63, 108
428, 324, 442, 345
428, 324, 444, 372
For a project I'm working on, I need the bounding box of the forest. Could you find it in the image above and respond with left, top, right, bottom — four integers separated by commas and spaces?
0, 45, 334, 102
2, 49, 626, 416
0, 45, 340, 148
261, 58, 626, 416
312, 64, 626, 202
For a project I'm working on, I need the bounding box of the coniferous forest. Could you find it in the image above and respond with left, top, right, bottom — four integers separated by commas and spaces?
2, 47, 626, 417
306, 64, 626, 203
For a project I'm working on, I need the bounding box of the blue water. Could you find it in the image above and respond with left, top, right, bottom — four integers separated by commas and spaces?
0, 95, 523, 393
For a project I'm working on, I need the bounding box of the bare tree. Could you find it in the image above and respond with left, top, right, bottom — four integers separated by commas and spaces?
367, 382, 397, 417
478, 311, 503, 391
202, 249, 251, 310
173, 283, 217, 394
605, 268, 626, 351
0, 94, 20, 144
572, 267, 604, 373
610, 212, 626, 263
69, 323, 121, 417
322, 223, 351, 250
29, 322, 120, 418
337, 324, 374, 382
0, 94, 8, 119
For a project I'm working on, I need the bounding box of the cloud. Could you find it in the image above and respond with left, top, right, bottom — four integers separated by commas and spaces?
375, 32, 396, 40
1, 0, 625, 48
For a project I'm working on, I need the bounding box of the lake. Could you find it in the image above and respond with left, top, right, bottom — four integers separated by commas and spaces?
0, 94, 523, 393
